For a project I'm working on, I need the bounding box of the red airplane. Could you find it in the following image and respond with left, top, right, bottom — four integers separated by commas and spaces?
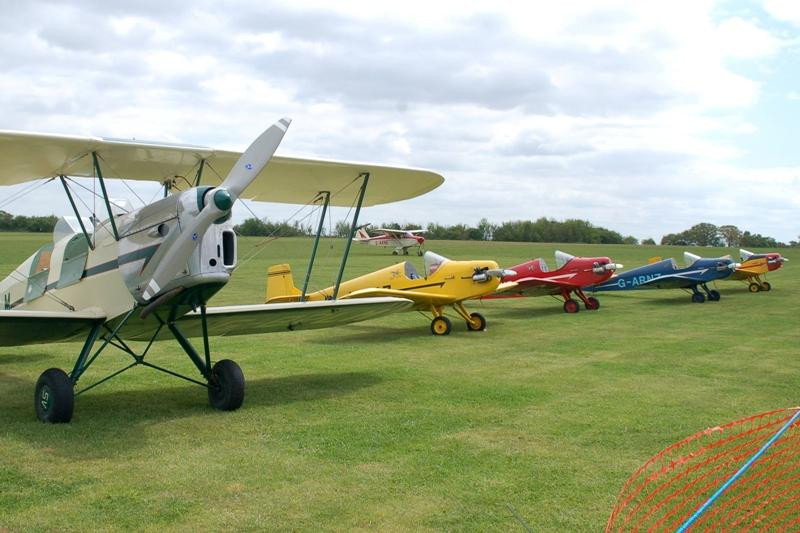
487, 250, 622, 313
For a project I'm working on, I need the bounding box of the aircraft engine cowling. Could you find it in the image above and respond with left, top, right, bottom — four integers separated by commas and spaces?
117, 189, 238, 304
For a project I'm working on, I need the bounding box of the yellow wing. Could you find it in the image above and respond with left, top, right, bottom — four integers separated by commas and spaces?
0, 130, 444, 206
342, 288, 456, 307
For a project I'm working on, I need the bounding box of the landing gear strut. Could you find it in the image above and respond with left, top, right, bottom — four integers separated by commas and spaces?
34, 299, 245, 423
560, 288, 600, 313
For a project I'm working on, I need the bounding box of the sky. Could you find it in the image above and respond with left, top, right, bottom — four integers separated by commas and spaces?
1, 0, 798, 243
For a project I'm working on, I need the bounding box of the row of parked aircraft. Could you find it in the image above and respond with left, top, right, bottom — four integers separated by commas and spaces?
0, 119, 788, 423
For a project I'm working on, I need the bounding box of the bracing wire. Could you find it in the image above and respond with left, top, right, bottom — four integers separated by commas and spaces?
0, 178, 55, 211
92, 153, 145, 207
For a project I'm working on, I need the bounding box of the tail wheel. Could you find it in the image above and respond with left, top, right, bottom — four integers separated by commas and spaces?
707, 290, 721, 301
585, 297, 600, 310
208, 359, 245, 411
430, 316, 452, 336
466, 312, 487, 331
35, 368, 74, 423
749, 282, 761, 293
761, 281, 771, 292
563, 299, 580, 313
691, 292, 706, 303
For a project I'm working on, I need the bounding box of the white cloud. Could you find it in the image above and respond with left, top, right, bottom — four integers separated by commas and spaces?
0, 0, 798, 243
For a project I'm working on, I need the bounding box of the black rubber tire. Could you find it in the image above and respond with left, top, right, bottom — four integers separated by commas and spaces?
563, 299, 580, 313
707, 290, 721, 301
761, 281, 771, 292
585, 297, 600, 310
208, 359, 245, 411
430, 316, 452, 336
392, 250, 399, 255
749, 282, 761, 293
466, 312, 487, 331
691, 292, 706, 303
403, 249, 409, 255
35, 368, 74, 423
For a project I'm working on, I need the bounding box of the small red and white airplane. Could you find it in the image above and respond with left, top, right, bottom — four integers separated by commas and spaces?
487, 250, 622, 313
353, 224, 426, 255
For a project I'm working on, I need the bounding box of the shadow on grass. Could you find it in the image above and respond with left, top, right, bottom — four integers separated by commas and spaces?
1, 371, 382, 456
0, 351, 52, 366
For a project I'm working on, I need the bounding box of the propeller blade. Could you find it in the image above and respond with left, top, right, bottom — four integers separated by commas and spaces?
140, 118, 291, 301
221, 117, 291, 201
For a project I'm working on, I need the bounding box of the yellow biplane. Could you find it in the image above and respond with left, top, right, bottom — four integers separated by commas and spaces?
266, 252, 514, 335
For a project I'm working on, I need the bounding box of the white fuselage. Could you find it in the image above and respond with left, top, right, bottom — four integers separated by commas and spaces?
0, 188, 238, 322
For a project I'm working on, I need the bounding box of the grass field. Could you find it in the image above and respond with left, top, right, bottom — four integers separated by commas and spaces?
0, 233, 797, 531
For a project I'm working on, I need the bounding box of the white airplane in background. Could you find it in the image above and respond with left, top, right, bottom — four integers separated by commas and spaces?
0, 119, 444, 423
353, 224, 427, 255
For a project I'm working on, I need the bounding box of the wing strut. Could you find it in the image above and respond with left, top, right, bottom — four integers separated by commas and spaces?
92, 152, 119, 241
333, 172, 369, 299
301, 191, 331, 301
58, 175, 95, 250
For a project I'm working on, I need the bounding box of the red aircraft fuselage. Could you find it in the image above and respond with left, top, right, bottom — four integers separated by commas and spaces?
489, 253, 621, 313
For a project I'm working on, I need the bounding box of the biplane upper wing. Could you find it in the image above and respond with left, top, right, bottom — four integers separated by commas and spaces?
0, 309, 106, 347
0, 130, 444, 206
340, 287, 455, 308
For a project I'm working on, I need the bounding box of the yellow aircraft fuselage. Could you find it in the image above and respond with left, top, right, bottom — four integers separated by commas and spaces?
267, 255, 504, 335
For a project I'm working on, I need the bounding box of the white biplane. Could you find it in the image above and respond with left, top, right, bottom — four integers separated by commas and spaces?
0, 119, 443, 423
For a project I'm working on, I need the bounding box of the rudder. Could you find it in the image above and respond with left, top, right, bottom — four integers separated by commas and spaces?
266, 264, 302, 302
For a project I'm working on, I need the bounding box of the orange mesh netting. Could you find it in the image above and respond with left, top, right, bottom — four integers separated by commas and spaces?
606, 407, 800, 532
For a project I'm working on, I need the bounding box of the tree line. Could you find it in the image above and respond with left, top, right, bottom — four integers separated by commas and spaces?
238, 216, 639, 244
0, 211, 58, 233
3, 210, 794, 247
659, 222, 796, 248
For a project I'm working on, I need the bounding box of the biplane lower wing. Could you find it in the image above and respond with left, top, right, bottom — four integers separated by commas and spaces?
0, 309, 106, 347
123, 297, 414, 341
0, 299, 412, 347
341, 288, 455, 308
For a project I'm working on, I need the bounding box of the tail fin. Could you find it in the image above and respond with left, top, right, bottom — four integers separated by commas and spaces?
266, 264, 302, 303
354, 228, 370, 240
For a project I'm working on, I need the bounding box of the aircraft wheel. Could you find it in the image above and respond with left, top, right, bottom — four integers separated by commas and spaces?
707, 290, 721, 301
749, 282, 761, 293
403, 249, 409, 255
392, 250, 399, 255
208, 359, 245, 411
35, 368, 74, 423
691, 292, 706, 303
563, 299, 580, 313
466, 312, 487, 332
430, 316, 452, 336
761, 281, 771, 292
585, 297, 600, 310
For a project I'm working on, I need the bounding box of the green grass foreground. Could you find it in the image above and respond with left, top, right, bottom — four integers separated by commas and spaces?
0, 234, 797, 531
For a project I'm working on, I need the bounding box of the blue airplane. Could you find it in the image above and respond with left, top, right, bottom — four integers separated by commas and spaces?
586, 252, 739, 303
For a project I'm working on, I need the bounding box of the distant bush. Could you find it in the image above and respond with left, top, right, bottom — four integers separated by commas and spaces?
0, 211, 58, 233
